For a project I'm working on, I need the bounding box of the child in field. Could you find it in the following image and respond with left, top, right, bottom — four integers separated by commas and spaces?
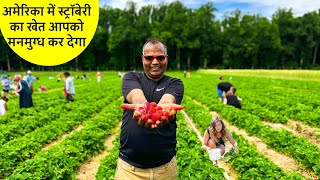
1, 74, 11, 97
0, 96, 8, 116
96, 71, 102, 82
202, 115, 238, 156
223, 87, 242, 109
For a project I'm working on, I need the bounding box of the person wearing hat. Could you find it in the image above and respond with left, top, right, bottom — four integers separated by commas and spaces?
25, 70, 35, 94
1, 74, 11, 97
13, 74, 33, 108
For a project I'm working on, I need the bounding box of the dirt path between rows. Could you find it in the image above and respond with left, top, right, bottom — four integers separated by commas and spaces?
263, 120, 320, 149
76, 122, 121, 180
181, 110, 235, 180
214, 112, 317, 180
189, 97, 318, 179
42, 125, 84, 150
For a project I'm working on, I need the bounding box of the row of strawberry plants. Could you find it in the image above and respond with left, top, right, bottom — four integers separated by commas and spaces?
238, 88, 320, 127
7, 99, 123, 180
0, 81, 98, 125
182, 96, 304, 179
241, 101, 288, 123
0, 73, 120, 124
95, 133, 120, 180
0, 96, 115, 178
179, 72, 320, 127
95, 112, 225, 180
0, 87, 122, 178
185, 81, 320, 177
175, 112, 225, 179
225, 74, 320, 126
220, 73, 320, 99
0, 92, 64, 125
0, 82, 119, 145
175, 71, 320, 127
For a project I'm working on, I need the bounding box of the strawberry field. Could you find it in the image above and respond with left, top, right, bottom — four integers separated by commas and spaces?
0, 70, 319, 180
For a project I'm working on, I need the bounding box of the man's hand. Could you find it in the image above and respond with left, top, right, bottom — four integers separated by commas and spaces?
120, 102, 183, 128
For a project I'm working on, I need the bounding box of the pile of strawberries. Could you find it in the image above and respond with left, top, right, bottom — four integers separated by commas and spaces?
121, 102, 183, 127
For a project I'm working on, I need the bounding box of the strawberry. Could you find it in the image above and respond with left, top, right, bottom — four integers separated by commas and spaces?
120, 104, 134, 110
141, 114, 149, 122
144, 102, 150, 110
156, 110, 163, 116
150, 102, 157, 108
151, 113, 161, 122
173, 106, 183, 111
138, 107, 146, 115
161, 116, 169, 123
162, 111, 169, 118
155, 106, 162, 111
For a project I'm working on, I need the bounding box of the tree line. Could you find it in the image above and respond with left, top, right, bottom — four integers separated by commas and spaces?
0, 1, 319, 71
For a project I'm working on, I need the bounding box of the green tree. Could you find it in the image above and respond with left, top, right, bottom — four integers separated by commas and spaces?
272, 8, 297, 68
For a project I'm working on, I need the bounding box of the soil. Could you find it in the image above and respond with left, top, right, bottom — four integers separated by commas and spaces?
214, 112, 318, 180
263, 120, 320, 149
188, 98, 318, 179
42, 125, 84, 150
76, 122, 121, 180
181, 110, 234, 180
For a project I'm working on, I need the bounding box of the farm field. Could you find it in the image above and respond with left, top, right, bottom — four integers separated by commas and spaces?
0, 70, 319, 180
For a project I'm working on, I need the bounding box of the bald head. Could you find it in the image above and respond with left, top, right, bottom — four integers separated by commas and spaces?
142, 39, 167, 55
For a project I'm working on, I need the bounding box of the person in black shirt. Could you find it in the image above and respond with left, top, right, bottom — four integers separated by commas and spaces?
115, 38, 184, 180
223, 87, 242, 109
216, 76, 233, 102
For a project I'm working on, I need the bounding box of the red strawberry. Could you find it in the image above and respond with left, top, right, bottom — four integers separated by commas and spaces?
162, 111, 169, 118
144, 102, 150, 110
151, 113, 161, 122
161, 116, 169, 123
120, 104, 134, 110
150, 102, 157, 108
138, 107, 146, 115
141, 115, 149, 122
156, 110, 163, 116
173, 106, 183, 111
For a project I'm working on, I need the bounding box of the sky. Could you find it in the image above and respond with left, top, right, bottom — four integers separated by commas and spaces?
99, 0, 320, 20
